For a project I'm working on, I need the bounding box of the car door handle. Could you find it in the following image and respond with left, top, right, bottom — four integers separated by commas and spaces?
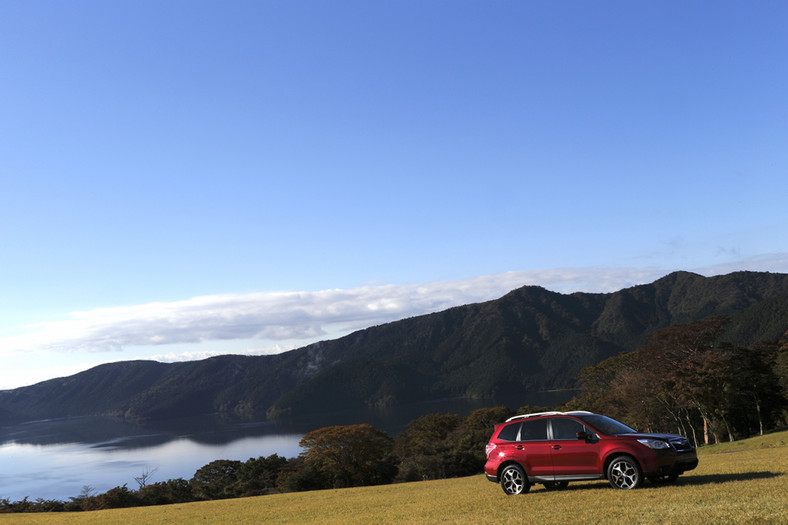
552, 445, 562, 450
516, 445, 525, 450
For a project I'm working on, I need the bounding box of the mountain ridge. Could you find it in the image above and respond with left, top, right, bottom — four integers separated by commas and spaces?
1, 270, 787, 424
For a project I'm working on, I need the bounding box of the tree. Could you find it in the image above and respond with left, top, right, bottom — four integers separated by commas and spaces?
138, 478, 194, 505
463, 406, 514, 444
94, 484, 140, 509
394, 414, 462, 458
573, 316, 788, 445
644, 316, 733, 443
133, 466, 159, 489
393, 413, 461, 480
726, 342, 785, 436
775, 331, 788, 424
236, 454, 289, 495
190, 459, 243, 500
275, 457, 327, 493
299, 424, 396, 488
456, 406, 515, 473
66, 485, 98, 511
572, 351, 644, 421
393, 411, 499, 481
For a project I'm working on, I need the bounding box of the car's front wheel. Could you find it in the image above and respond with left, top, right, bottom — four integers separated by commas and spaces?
500, 464, 530, 495
607, 456, 642, 489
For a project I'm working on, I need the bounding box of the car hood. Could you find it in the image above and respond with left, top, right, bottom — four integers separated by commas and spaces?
620, 432, 685, 440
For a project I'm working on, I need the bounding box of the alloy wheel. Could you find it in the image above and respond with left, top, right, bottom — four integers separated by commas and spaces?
500, 465, 529, 495
608, 457, 642, 489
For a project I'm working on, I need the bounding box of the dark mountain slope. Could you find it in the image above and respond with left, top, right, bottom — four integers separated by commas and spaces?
1, 361, 172, 419
1, 271, 787, 424
265, 271, 788, 418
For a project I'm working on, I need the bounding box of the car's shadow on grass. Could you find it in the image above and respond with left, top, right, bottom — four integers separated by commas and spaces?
664, 471, 782, 487
532, 471, 782, 493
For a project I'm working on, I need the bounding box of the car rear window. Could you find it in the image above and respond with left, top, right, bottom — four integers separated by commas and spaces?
497, 418, 549, 441
498, 422, 521, 441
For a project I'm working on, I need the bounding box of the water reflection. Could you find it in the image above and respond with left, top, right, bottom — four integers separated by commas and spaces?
0, 417, 305, 502
1, 415, 295, 449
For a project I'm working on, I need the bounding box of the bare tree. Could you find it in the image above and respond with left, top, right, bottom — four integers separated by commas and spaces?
134, 467, 159, 489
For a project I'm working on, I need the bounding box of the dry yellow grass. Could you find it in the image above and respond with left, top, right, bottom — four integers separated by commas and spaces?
3, 431, 786, 524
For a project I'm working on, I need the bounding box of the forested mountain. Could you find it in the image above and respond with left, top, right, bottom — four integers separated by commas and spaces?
1, 271, 787, 424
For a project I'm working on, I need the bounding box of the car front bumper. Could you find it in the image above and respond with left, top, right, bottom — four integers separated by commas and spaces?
641, 450, 699, 476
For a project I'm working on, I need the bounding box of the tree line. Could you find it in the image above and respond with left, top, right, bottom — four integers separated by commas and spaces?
568, 316, 787, 446
2, 316, 785, 513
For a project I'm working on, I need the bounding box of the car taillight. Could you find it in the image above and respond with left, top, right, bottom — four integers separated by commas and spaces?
485, 443, 496, 456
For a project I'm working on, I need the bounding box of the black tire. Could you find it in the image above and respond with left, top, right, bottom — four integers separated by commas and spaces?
607, 456, 642, 489
500, 464, 530, 495
543, 481, 569, 490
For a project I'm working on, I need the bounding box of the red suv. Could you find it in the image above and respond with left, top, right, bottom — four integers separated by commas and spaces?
484, 411, 698, 495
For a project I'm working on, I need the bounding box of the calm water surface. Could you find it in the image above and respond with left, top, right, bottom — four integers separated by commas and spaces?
0, 416, 305, 502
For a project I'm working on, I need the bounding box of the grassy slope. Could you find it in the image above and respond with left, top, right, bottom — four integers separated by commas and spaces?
3, 431, 786, 525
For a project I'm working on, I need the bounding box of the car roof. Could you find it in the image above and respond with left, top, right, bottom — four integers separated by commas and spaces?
504, 410, 594, 422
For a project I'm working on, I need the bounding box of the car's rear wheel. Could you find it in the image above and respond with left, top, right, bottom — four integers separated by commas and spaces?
500, 464, 530, 495
607, 456, 642, 489
543, 481, 569, 490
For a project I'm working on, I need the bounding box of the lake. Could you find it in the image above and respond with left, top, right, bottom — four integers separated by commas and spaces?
0, 392, 573, 501
0, 415, 306, 502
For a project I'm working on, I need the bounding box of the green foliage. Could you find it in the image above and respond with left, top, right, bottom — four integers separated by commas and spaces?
275, 458, 328, 493
92, 485, 141, 509
776, 333, 788, 401
138, 478, 194, 505
234, 454, 289, 495
393, 407, 513, 482
394, 413, 464, 481
464, 405, 514, 431
190, 459, 243, 500
299, 424, 397, 488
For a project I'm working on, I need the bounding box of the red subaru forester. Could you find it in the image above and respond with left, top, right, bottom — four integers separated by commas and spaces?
484, 411, 698, 495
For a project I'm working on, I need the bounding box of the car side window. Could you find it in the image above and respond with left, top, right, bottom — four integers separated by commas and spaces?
551, 418, 586, 440
519, 419, 548, 441
498, 422, 521, 442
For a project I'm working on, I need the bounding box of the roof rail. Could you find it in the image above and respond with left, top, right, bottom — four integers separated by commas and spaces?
505, 410, 594, 422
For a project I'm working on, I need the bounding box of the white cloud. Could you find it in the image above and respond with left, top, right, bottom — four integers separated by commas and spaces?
2, 259, 786, 358
0, 267, 659, 355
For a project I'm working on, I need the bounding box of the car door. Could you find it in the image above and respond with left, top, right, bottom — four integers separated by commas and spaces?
510, 418, 554, 480
548, 417, 601, 476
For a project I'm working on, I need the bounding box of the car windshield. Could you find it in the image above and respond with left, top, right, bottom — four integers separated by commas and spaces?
575, 414, 636, 435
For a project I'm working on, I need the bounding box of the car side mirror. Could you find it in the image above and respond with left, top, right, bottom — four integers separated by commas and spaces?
576, 431, 589, 441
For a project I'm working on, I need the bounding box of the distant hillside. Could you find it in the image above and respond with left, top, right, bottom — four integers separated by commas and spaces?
1, 271, 787, 424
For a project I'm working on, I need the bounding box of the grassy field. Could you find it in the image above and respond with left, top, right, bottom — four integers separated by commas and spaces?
3, 431, 786, 524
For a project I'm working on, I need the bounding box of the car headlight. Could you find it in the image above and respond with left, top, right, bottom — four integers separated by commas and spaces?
638, 438, 670, 450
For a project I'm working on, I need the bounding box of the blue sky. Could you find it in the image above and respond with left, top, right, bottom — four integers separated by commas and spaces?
1, 1, 787, 389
